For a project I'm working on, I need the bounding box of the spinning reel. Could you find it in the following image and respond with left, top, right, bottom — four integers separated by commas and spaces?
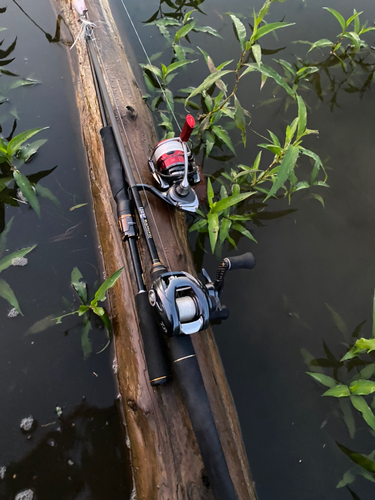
137, 115, 200, 213
149, 252, 256, 337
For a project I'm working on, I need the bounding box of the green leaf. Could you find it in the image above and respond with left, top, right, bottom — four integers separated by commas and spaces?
373, 288, 375, 338
7, 127, 48, 157
0, 278, 22, 315
343, 32, 361, 51
342, 338, 375, 361
166, 59, 197, 76
92, 267, 124, 305
252, 22, 295, 42
93, 306, 105, 317
13, 169, 40, 218
337, 443, 375, 473
9, 78, 40, 90
308, 39, 333, 53
185, 70, 233, 104
350, 395, 375, 431
141, 63, 162, 79
246, 63, 295, 97
232, 222, 257, 243
81, 317, 92, 360
174, 21, 196, 43
350, 380, 375, 396
212, 125, 235, 154
211, 192, 254, 214
264, 145, 299, 201
346, 11, 362, 28
0, 216, 14, 258
252, 44, 262, 65
207, 177, 214, 209
0, 244, 36, 273
227, 13, 247, 51
193, 26, 222, 38
189, 218, 208, 232
205, 130, 215, 157
71, 267, 88, 304
323, 7, 346, 31
207, 212, 219, 253
18, 139, 47, 163
234, 96, 246, 147
54, 310, 79, 324
297, 95, 307, 138
99, 312, 112, 337
218, 218, 232, 247
306, 372, 336, 388
78, 305, 90, 316
322, 384, 350, 398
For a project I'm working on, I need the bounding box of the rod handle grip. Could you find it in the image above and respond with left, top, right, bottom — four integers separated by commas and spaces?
179, 114, 195, 142
227, 252, 256, 271
135, 292, 171, 386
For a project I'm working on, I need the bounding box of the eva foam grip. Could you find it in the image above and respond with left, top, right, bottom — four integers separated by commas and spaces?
135, 292, 171, 385
169, 335, 238, 500
100, 126, 129, 214
228, 252, 255, 271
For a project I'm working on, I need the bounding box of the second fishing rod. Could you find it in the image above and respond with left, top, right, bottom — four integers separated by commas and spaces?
80, 9, 256, 500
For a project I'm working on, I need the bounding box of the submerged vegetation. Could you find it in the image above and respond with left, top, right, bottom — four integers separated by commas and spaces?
305, 291, 375, 493
141, 1, 375, 255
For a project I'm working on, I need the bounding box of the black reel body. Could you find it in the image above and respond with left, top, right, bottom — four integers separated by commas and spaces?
148, 253, 256, 337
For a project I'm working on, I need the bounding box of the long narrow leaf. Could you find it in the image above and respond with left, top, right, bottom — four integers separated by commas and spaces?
207, 212, 219, 253
253, 22, 295, 42
264, 145, 299, 201
92, 267, 124, 305
337, 442, 375, 473
212, 191, 254, 214
323, 7, 346, 31
0, 244, 36, 273
227, 14, 247, 51
174, 21, 196, 43
0, 278, 22, 315
297, 95, 307, 138
13, 169, 40, 218
7, 127, 48, 157
185, 70, 233, 104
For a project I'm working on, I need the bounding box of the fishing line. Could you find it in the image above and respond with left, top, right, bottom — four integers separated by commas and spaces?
118, 0, 182, 133
91, 30, 172, 270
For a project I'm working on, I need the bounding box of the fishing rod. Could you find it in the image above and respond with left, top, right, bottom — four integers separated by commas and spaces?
71, 2, 255, 498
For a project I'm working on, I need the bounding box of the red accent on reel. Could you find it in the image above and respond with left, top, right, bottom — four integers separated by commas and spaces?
157, 151, 185, 171
180, 115, 195, 142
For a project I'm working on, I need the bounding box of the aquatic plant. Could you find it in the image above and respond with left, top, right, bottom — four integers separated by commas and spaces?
142, 0, 327, 254
305, 291, 375, 493
305, 8, 375, 56
53, 267, 124, 359
0, 127, 49, 217
189, 95, 327, 253
0, 216, 35, 315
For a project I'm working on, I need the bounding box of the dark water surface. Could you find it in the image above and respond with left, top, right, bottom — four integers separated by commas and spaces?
0, 2, 132, 499
110, 0, 375, 499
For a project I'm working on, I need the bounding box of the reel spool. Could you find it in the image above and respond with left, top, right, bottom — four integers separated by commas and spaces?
148, 115, 200, 191
149, 253, 256, 337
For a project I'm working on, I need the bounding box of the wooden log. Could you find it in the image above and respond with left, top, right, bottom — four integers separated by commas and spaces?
52, 1, 258, 498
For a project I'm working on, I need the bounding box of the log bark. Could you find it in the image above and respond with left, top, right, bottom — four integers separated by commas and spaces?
52, 1, 258, 499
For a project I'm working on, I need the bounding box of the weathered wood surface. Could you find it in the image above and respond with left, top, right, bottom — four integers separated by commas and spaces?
52, 1, 258, 498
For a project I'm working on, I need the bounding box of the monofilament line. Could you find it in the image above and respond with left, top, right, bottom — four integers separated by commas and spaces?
118, 0, 182, 132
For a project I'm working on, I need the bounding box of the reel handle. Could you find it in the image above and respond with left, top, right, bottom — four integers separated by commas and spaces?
226, 252, 256, 271
179, 114, 195, 142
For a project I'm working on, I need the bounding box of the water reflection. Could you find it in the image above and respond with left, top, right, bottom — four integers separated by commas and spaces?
0, 402, 132, 500
12, 1, 73, 46
144, 0, 206, 23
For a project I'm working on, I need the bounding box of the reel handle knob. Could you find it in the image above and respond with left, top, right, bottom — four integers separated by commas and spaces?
180, 115, 195, 142
227, 252, 256, 271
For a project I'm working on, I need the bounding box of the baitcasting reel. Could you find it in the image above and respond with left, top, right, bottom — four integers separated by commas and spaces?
137, 115, 200, 213
148, 252, 256, 337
